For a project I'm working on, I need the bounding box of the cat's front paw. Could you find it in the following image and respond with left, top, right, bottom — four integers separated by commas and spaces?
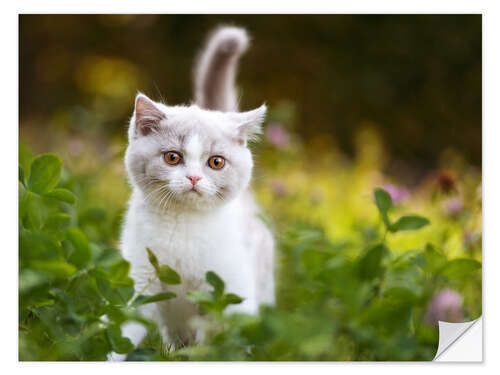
107, 351, 127, 361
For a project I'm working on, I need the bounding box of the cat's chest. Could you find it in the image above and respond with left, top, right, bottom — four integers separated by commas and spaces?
133, 206, 247, 281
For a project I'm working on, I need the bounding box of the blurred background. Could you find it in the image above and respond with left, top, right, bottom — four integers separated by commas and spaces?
19, 13, 482, 258
19, 13, 482, 246
18, 14, 482, 361
19, 13, 483, 256
20, 15, 481, 169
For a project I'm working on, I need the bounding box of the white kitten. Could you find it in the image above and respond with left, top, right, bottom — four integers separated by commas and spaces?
111, 26, 275, 359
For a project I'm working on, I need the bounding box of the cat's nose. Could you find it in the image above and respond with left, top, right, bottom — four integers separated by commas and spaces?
186, 175, 202, 186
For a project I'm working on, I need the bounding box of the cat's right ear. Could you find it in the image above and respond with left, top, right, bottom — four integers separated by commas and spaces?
133, 93, 165, 136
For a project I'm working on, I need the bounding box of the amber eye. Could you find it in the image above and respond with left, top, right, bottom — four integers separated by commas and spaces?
164, 151, 181, 165
208, 155, 225, 170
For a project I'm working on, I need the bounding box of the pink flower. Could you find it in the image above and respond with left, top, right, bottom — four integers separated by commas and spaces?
69, 139, 84, 157
425, 289, 464, 326
443, 196, 464, 217
463, 230, 481, 251
271, 180, 288, 197
265, 123, 290, 149
383, 184, 410, 204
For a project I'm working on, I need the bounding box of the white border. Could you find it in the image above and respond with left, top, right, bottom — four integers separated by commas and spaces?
4, 0, 498, 373
5, 0, 491, 14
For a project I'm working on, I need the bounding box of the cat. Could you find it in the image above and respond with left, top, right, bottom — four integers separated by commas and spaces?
111, 26, 275, 359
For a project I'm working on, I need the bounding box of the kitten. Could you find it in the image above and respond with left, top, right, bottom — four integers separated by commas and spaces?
113, 26, 275, 359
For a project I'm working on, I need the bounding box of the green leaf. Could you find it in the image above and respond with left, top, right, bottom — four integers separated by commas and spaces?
374, 188, 392, 227
109, 260, 134, 288
106, 325, 134, 354
30, 260, 77, 278
43, 213, 72, 232
146, 248, 181, 285
65, 227, 91, 268
442, 259, 481, 279
301, 249, 331, 277
44, 188, 77, 205
19, 185, 44, 231
22, 191, 43, 231
221, 293, 243, 306
96, 248, 124, 268
358, 299, 413, 332
206, 271, 225, 297
357, 243, 388, 280
389, 215, 430, 232
422, 244, 447, 273
132, 292, 176, 307
110, 259, 130, 280
19, 141, 34, 173
19, 183, 29, 218
383, 287, 418, 305
186, 291, 214, 304
32, 299, 55, 308
158, 265, 181, 285
146, 248, 160, 272
95, 277, 135, 306
19, 269, 50, 295
19, 165, 26, 186
20, 230, 61, 263
28, 153, 62, 195
102, 305, 128, 326
126, 348, 163, 361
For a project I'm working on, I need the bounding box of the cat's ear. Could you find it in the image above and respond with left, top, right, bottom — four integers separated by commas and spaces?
229, 104, 267, 145
133, 93, 165, 136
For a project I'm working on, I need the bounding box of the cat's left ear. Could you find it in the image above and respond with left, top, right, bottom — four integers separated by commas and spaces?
229, 104, 267, 145
133, 93, 166, 137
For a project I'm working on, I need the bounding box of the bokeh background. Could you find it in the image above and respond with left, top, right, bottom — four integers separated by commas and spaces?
19, 13, 482, 258
20, 15, 481, 169
19, 15, 482, 361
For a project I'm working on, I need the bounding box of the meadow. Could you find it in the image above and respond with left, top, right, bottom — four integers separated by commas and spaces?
19, 109, 482, 360
19, 14, 481, 361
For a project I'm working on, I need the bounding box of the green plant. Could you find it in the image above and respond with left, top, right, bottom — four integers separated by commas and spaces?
19, 153, 171, 360
18, 148, 482, 361
170, 188, 481, 361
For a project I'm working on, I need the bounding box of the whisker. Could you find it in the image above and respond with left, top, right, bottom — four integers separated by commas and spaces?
158, 189, 172, 209
161, 190, 177, 212
134, 175, 162, 184
215, 189, 226, 202
143, 184, 168, 203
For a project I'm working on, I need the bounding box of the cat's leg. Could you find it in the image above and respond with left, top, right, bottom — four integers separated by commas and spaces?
161, 297, 199, 348
194, 323, 206, 345
254, 223, 276, 306
108, 283, 166, 361
224, 266, 260, 315
107, 320, 148, 361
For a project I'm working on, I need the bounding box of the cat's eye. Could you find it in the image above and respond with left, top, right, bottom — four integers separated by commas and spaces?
208, 155, 225, 170
164, 151, 181, 165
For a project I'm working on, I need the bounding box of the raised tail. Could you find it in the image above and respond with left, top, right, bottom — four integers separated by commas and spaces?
194, 26, 249, 112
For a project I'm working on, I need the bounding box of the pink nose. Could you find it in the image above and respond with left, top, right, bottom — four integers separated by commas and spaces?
186, 175, 202, 185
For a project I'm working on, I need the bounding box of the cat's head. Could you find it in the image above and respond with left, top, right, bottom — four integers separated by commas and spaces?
125, 93, 266, 212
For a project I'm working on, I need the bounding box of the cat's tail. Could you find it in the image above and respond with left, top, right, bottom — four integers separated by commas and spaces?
194, 26, 249, 112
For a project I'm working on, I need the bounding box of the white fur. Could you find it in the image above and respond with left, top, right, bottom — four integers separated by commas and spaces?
111, 27, 274, 360
120, 187, 273, 342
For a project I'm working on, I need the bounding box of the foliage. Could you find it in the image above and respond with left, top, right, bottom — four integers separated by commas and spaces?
170, 189, 480, 361
19, 151, 171, 360
18, 15, 482, 361
19, 136, 481, 360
